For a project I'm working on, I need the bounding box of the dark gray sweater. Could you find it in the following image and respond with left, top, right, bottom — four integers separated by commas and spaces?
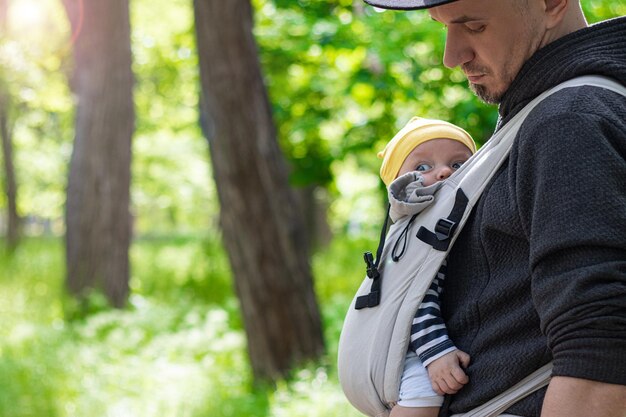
440, 17, 626, 417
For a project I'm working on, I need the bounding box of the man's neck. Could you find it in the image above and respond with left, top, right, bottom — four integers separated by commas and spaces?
540, 4, 588, 49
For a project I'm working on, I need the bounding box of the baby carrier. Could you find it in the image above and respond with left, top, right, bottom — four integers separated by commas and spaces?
337, 76, 626, 417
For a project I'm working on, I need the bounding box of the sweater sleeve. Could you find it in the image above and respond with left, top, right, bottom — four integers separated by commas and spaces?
513, 90, 626, 384
409, 261, 457, 367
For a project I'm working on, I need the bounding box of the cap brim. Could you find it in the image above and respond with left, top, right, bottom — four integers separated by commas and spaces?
363, 0, 458, 10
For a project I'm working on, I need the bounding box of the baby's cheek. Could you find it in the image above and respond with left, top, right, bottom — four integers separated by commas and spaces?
420, 174, 435, 187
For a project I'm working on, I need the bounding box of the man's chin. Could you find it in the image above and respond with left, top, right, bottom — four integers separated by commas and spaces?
470, 82, 502, 105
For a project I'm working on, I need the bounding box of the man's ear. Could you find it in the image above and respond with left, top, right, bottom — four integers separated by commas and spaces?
543, 0, 569, 29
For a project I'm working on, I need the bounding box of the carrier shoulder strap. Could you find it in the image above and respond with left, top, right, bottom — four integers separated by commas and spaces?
453, 363, 554, 417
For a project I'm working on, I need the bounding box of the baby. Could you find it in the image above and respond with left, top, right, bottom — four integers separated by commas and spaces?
377, 117, 476, 417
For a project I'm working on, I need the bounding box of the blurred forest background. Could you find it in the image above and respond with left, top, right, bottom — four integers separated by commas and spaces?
0, 0, 622, 416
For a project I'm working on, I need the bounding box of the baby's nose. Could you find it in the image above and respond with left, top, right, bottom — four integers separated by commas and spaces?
436, 166, 453, 180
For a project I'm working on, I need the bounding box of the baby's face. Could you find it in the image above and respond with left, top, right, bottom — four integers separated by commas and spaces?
397, 138, 473, 186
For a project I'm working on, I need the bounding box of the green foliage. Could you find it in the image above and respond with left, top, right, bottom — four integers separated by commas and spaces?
1, 0, 216, 236
0, 235, 369, 417
0, 0, 623, 237
254, 0, 497, 191
582, 0, 626, 19
254, 0, 625, 193
130, 0, 219, 235
0, 0, 73, 224
131, 234, 234, 307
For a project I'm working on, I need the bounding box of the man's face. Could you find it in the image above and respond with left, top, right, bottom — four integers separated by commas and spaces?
429, 0, 547, 104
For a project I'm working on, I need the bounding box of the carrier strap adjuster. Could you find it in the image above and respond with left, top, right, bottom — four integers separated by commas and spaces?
416, 188, 469, 251
355, 290, 380, 310
435, 218, 457, 241
356, 251, 382, 309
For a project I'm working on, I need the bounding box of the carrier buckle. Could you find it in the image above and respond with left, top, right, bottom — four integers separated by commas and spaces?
363, 251, 380, 279
435, 218, 456, 241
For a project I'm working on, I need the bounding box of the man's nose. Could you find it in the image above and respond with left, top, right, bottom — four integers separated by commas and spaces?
443, 27, 474, 69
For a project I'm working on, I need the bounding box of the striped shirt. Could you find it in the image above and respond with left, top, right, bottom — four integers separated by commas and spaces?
408, 260, 457, 366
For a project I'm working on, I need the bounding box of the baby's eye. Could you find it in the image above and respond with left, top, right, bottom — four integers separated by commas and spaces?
451, 161, 465, 170
416, 163, 432, 172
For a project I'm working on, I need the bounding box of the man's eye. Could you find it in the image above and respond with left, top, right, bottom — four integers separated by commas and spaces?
416, 164, 432, 172
451, 161, 465, 170
466, 24, 485, 33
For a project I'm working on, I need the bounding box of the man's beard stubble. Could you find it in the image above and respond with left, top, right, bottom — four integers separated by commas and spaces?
462, 63, 505, 105
469, 82, 502, 105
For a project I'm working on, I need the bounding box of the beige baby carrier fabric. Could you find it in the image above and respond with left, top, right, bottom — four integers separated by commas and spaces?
338, 76, 626, 417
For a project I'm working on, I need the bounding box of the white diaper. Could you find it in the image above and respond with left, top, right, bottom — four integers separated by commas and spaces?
397, 350, 444, 407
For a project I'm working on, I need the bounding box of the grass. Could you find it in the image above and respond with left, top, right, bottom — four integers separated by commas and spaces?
0, 234, 375, 417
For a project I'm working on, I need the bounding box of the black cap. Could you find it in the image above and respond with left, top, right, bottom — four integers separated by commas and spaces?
363, 0, 458, 10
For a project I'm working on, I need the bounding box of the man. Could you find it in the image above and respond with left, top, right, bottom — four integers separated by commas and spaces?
362, 0, 626, 416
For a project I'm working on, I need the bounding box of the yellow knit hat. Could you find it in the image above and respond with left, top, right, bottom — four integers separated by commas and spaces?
377, 117, 476, 186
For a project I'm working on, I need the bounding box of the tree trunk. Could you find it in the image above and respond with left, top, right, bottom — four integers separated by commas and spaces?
62, 0, 134, 308
193, 0, 325, 381
295, 185, 333, 251
0, 0, 20, 251
0, 89, 19, 251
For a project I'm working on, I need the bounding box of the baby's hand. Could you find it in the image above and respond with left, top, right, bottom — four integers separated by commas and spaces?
426, 349, 470, 396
